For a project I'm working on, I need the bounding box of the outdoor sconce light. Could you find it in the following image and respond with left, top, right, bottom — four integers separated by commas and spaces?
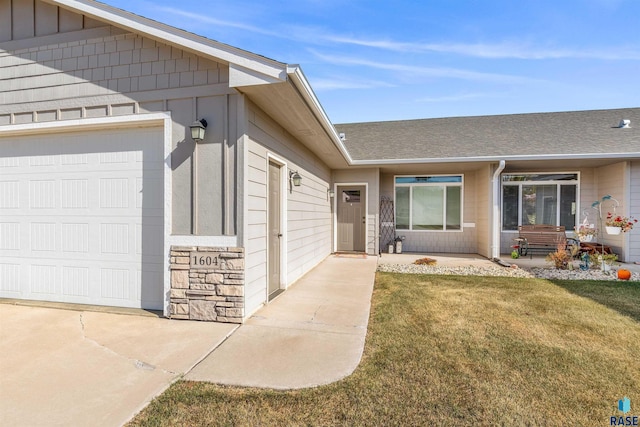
190, 119, 208, 142
328, 188, 335, 197
289, 170, 302, 187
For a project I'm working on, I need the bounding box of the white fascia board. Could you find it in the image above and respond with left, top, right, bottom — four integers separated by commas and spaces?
229, 63, 285, 88
0, 113, 169, 136
286, 65, 353, 164
349, 151, 640, 166
46, 0, 287, 82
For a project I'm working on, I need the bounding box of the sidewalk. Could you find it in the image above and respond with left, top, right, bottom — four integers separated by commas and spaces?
0, 304, 237, 427
186, 254, 378, 389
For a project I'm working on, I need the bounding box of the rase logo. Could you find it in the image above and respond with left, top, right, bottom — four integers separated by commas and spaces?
610, 397, 639, 426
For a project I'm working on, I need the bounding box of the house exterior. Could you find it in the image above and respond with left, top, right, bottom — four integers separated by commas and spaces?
334, 110, 640, 263
1, 0, 638, 323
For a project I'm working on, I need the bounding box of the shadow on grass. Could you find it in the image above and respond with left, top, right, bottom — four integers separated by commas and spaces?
550, 279, 640, 322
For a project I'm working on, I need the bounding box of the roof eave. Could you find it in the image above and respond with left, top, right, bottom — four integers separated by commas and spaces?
350, 152, 640, 165
45, 0, 287, 82
286, 65, 353, 164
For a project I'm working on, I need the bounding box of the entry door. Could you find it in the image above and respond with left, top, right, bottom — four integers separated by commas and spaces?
337, 186, 366, 252
267, 161, 282, 298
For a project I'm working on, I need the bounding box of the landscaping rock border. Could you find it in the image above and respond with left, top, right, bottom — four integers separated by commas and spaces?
377, 263, 640, 281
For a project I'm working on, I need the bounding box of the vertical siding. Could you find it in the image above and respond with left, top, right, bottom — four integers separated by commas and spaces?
244, 104, 331, 316
629, 161, 640, 262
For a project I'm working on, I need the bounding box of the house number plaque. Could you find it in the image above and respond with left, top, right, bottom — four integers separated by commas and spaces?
190, 252, 220, 269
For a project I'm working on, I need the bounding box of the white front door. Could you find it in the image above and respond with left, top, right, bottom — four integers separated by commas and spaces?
0, 126, 164, 309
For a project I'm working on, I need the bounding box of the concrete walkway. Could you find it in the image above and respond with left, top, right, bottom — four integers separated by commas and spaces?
0, 254, 378, 426
186, 254, 378, 389
0, 304, 237, 427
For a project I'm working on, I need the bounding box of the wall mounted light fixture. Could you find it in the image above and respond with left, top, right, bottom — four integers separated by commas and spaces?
328, 188, 335, 197
289, 170, 302, 187
190, 119, 208, 142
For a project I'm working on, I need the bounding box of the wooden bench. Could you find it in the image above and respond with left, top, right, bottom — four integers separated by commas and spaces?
514, 225, 577, 258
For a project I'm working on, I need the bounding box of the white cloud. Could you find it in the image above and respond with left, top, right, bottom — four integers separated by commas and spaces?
155, 6, 280, 37
310, 77, 395, 91
416, 92, 505, 103
324, 36, 640, 60
310, 51, 540, 84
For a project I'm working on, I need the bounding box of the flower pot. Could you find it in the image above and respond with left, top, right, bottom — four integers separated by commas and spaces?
605, 226, 621, 235
578, 235, 593, 242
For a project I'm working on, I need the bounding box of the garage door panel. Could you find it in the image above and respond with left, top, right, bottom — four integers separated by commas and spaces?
0, 127, 164, 309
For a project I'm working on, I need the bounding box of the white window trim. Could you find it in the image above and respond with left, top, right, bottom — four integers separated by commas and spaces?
394, 174, 464, 232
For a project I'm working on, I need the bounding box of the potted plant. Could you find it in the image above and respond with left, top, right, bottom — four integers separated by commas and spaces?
574, 225, 597, 242
588, 253, 617, 271
601, 253, 618, 272
605, 212, 637, 235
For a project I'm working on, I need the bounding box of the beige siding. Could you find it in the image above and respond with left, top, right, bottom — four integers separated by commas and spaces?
0, 0, 106, 42
500, 163, 634, 259
630, 161, 640, 262
596, 162, 627, 259
244, 104, 331, 316
380, 170, 479, 254
500, 167, 596, 254
475, 165, 492, 258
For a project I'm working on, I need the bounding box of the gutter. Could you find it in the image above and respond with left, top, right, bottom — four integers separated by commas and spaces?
492, 160, 506, 260
348, 152, 640, 166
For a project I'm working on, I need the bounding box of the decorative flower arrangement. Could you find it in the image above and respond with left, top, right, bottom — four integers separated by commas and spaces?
574, 225, 597, 241
605, 212, 637, 233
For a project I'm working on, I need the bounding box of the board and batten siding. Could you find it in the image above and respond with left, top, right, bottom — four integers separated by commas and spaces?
1, 15, 238, 236
244, 104, 331, 316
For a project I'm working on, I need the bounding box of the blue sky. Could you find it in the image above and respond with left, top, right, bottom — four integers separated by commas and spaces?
101, 0, 639, 124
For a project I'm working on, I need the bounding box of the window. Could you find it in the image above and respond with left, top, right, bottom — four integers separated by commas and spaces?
395, 175, 463, 231
502, 173, 578, 231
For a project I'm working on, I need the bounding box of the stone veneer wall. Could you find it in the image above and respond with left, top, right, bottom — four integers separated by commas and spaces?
169, 246, 245, 323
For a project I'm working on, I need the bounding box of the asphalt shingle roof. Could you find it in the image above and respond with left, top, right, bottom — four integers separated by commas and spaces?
335, 108, 640, 161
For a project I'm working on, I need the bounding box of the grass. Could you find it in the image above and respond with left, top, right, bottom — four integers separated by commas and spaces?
129, 274, 640, 426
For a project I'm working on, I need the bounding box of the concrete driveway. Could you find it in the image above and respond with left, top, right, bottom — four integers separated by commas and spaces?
0, 303, 237, 427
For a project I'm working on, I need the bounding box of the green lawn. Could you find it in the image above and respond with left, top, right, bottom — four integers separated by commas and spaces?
129, 274, 640, 426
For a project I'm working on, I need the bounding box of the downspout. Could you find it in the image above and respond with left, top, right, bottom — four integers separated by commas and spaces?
492, 160, 506, 260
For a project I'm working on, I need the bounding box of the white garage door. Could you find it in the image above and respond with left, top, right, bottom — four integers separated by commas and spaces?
0, 126, 164, 310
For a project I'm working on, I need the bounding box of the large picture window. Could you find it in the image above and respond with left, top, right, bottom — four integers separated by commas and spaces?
502, 173, 578, 231
395, 176, 463, 231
